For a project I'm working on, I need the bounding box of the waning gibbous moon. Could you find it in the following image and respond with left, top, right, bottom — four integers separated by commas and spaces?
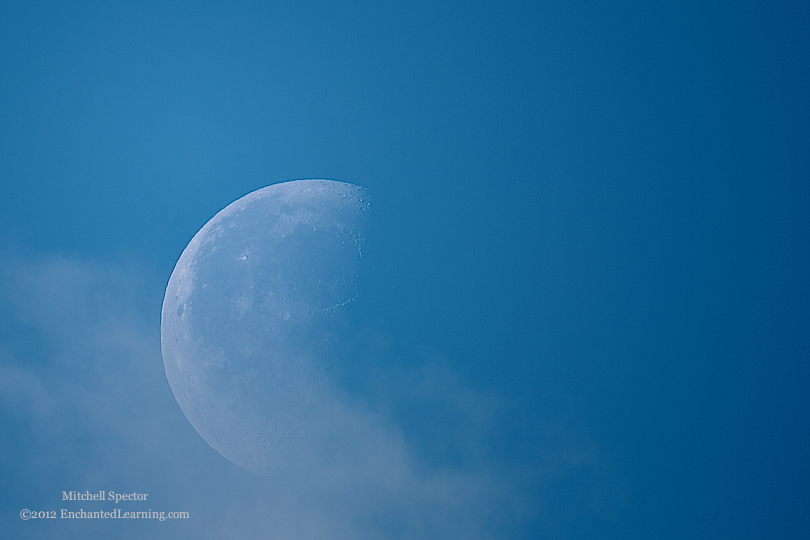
160, 179, 370, 475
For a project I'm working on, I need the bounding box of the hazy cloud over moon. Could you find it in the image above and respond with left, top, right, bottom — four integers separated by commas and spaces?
0, 250, 612, 539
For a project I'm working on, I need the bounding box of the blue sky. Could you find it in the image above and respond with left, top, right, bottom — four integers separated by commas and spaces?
1, 0, 808, 538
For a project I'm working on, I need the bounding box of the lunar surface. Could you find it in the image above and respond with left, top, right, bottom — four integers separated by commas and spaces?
160, 179, 370, 475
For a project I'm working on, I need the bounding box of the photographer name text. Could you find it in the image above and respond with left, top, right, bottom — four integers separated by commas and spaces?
62, 491, 148, 503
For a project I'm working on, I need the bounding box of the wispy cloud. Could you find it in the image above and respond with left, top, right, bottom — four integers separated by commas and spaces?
0, 250, 619, 539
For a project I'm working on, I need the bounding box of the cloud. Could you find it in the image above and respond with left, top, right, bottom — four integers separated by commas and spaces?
0, 250, 619, 539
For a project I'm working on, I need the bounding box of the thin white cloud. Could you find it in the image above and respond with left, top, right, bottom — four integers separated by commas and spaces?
0, 250, 618, 539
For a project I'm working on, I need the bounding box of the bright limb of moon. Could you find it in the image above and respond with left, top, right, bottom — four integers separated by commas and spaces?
160, 179, 370, 475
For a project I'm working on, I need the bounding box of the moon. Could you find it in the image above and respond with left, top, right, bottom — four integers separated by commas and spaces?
160, 179, 370, 475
